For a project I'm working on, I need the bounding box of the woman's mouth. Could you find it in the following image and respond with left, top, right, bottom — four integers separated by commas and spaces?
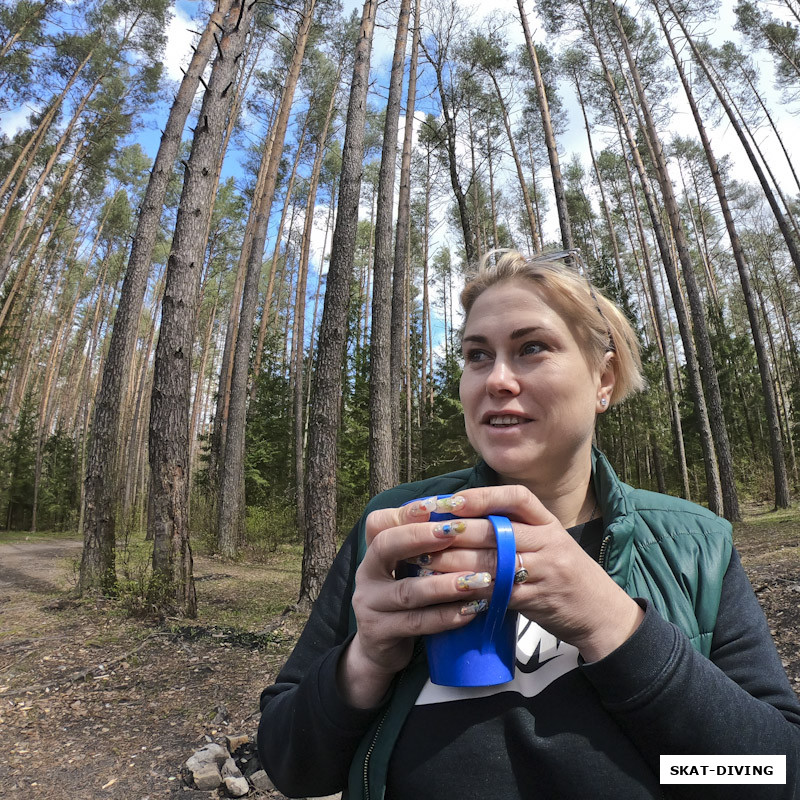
487, 414, 531, 427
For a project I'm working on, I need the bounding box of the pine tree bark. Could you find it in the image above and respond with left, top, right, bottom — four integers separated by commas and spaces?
390, 0, 420, 486
570, 66, 625, 288
148, 0, 252, 615
301, 0, 378, 606
370, 0, 411, 496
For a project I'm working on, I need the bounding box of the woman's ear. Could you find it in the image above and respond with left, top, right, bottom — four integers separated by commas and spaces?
597, 351, 616, 412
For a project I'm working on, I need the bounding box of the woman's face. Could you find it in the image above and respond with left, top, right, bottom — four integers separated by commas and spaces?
459, 279, 613, 491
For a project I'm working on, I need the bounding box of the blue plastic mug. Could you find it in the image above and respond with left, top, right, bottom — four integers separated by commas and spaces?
403, 496, 518, 687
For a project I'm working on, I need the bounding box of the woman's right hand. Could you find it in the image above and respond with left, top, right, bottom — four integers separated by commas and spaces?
337, 497, 493, 708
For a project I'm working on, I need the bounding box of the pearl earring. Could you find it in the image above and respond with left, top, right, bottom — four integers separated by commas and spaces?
600, 398, 608, 407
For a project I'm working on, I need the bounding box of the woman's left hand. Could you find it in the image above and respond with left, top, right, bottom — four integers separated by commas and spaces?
416, 485, 645, 662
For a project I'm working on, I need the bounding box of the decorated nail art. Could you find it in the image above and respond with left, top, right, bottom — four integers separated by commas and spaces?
436, 495, 466, 512
418, 568, 441, 577
459, 599, 489, 616
432, 520, 467, 537
456, 572, 492, 590
408, 497, 437, 516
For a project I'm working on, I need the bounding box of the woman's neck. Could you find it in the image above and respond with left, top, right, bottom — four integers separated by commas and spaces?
498, 460, 596, 529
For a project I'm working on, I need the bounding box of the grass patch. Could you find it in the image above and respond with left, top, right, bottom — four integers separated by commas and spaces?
733, 502, 800, 565
193, 543, 303, 631
0, 529, 80, 545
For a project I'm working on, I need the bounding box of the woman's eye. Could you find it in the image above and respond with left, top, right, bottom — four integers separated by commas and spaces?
464, 349, 490, 363
521, 341, 545, 356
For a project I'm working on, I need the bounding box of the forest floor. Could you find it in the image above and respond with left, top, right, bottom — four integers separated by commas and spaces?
0, 505, 799, 800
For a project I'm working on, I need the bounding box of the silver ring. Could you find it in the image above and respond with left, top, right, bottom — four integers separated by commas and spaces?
513, 553, 529, 584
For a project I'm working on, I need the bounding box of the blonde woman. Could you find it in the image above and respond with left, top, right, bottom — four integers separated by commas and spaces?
258, 251, 800, 799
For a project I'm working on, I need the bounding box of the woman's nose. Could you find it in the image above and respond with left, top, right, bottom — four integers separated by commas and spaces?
485, 360, 520, 395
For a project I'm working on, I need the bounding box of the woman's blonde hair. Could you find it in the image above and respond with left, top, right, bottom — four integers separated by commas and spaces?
460, 250, 646, 406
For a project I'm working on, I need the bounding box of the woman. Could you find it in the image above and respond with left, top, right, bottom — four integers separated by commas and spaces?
258, 251, 800, 799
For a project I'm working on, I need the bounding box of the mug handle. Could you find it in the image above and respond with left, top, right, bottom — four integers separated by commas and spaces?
482, 515, 516, 653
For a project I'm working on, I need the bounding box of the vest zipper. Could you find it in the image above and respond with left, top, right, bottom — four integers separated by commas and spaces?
362, 706, 387, 800
598, 533, 612, 568
362, 641, 422, 800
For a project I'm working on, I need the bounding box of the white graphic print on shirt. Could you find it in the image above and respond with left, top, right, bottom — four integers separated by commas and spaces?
415, 614, 580, 705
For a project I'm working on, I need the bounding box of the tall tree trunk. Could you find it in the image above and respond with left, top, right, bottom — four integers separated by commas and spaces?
391, 0, 421, 483
250, 111, 310, 404
301, 0, 377, 606
148, 0, 252, 615
78, 0, 234, 595
290, 61, 340, 558
217, 0, 317, 558
189, 274, 221, 473
369, 0, 411, 494
736, 61, 800, 198
421, 146, 432, 418
516, 0, 574, 251
123, 278, 161, 522
0, 145, 81, 332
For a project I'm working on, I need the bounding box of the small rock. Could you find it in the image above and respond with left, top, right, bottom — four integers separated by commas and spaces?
226, 734, 249, 753
221, 757, 242, 779
249, 770, 274, 793
185, 742, 229, 790
789, 584, 800, 593
223, 775, 249, 797
191, 762, 222, 791
186, 743, 228, 772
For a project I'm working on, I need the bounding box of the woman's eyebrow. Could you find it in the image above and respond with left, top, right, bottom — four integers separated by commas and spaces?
510, 326, 544, 340
462, 326, 546, 345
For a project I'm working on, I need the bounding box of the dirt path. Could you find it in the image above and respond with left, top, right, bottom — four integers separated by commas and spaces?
0, 539, 83, 593
0, 538, 304, 800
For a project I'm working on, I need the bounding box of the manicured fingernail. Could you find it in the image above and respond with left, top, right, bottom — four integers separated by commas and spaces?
418, 568, 441, 577
456, 572, 491, 590
459, 599, 489, 616
409, 497, 437, 515
436, 495, 465, 512
433, 520, 467, 537
416, 553, 432, 565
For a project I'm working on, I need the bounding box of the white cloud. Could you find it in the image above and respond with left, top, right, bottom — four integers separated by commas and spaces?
0, 106, 37, 138
164, 6, 199, 83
